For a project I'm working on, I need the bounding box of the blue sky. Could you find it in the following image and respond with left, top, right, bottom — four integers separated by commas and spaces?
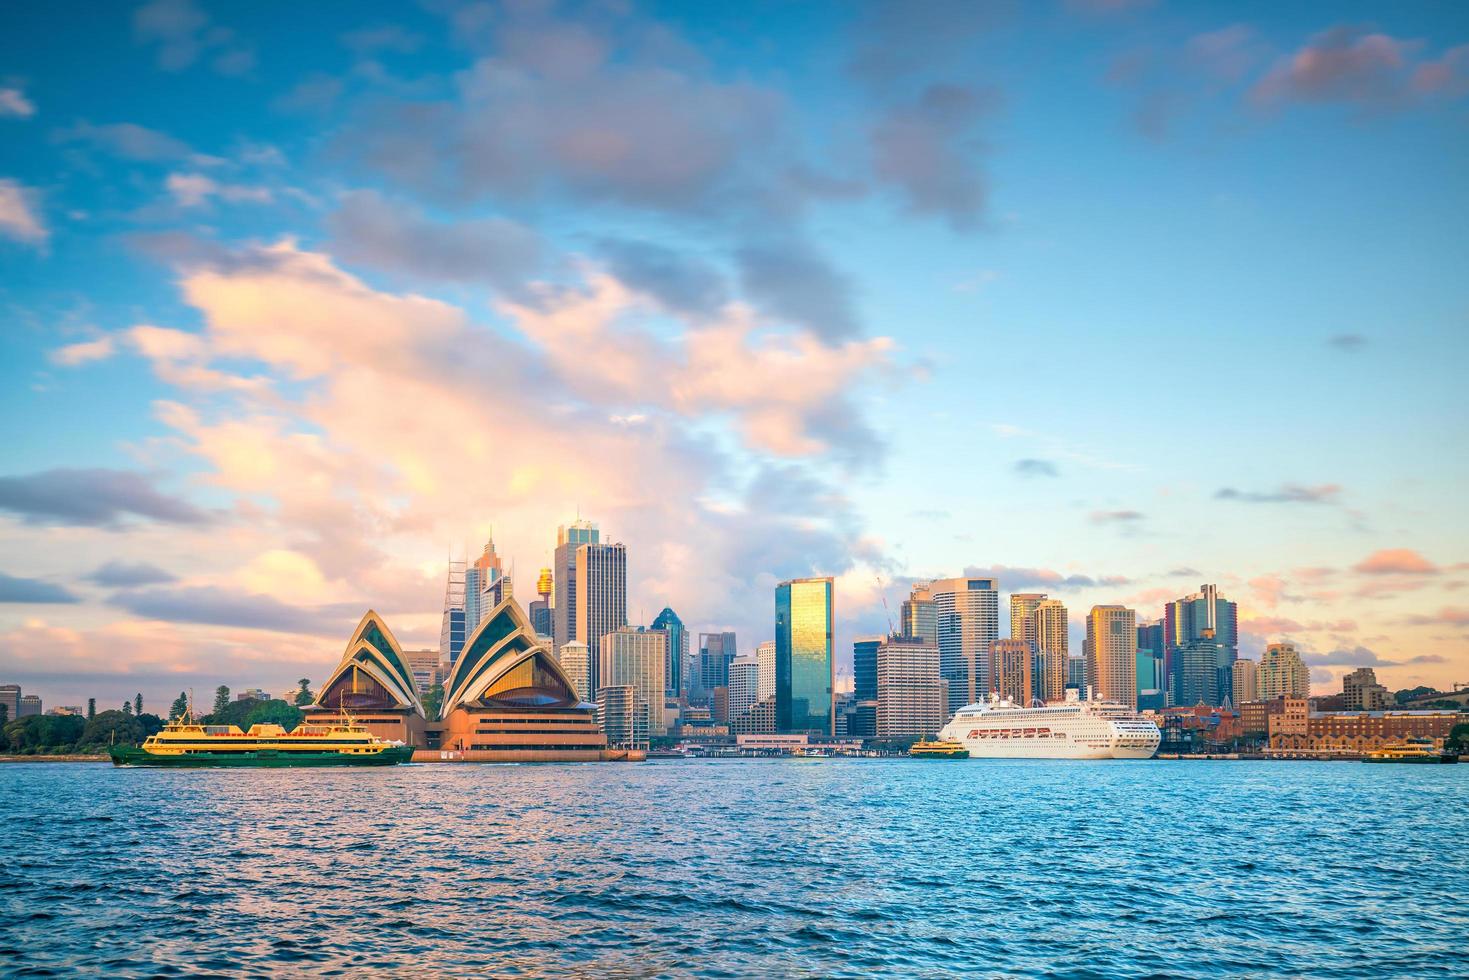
1, 0, 1466, 709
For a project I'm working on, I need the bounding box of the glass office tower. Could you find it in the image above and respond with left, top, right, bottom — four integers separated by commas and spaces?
775, 577, 834, 736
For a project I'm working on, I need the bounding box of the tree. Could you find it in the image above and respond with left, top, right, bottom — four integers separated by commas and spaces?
0, 703, 7, 726
87, 698, 96, 720
134, 693, 143, 717
169, 691, 189, 721
293, 678, 314, 707
121, 701, 133, 716
422, 683, 444, 721
212, 685, 231, 716
1448, 723, 1469, 753
245, 699, 303, 732
78, 710, 144, 751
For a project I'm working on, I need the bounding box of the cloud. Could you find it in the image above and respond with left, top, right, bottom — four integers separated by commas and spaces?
0, 572, 80, 604
134, 0, 253, 75
341, 25, 423, 57
1090, 509, 1145, 525
735, 239, 859, 341
85, 561, 178, 588
165, 173, 273, 208
963, 565, 1130, 592
325, 190, 542, 291
1215, 484, 1341, 504
1413, 44, 1469, 98
55, 121, 194, 162
49, 336, 116, 366
1014, 458, 1059, 478
1300, 644, 1444, 668
1353, 548, 1440, 576
870, 83, 996, 230
0, 468, 213, 528
1251, 26, 1419, 108
846, 1, 1008, 87
0, 87, 36, 118
1400, 607, 1469, 627
598, 238, 728, 317
0, 179, 47, 245
273, 74, 345, 115
1328, 332, 1367, 350
110, 585, 359, 635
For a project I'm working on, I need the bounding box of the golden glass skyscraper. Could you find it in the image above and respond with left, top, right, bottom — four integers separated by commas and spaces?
1033, 599, 1069, 703
775, 577, 834, 736
1084, 605, 1137, 708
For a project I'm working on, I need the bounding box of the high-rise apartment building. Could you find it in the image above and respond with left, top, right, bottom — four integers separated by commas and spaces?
557, 640, 590, 703
1009, 593, 1045, 646
775, 577, 834, 735
552, 519, 599, 653
876, 635, 944, 739
575, 541, 627, 698
1033, 598, 1068, 703
756, 640, 776, 702
651, 607, 688, 697
597, 685, 646, 750
853, 635, 881, 703
930, 576, 999, 716
1258, 642, 1310, 700
728, 654, 760, 722
1165, 585, 1237, 705
1343, 667, 1390, 711
1232, 658, 1258, 706
989, 638, 1033, 705
1084, 606, 1137, 707
405, 649, 440, 695
599, 627, 667, 735
901, 583, 938, 645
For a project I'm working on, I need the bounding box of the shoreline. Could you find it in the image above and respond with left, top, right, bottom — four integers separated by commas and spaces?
0, 755, 109, 763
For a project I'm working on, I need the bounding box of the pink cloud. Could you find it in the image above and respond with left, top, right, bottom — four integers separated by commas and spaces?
1353, 548, 1440, 575
1252, 26, 1415, 107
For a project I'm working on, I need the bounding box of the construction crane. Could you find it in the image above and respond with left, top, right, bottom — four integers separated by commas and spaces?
874, 573, 895, 636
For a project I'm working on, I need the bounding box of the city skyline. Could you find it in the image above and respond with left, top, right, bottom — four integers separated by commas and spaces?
2, 1, 1467, 709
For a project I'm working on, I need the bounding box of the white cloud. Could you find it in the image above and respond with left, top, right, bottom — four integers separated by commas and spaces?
165, 172, 273, 208
0, 87, 36, 118
0, 179, 47, 245
49, 336, 116, 366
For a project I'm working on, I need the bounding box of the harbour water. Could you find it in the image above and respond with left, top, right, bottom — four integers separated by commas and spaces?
2, 759, 1465, 978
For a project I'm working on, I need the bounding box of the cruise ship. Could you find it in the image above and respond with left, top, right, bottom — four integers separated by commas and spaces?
938, 690, 1161, 760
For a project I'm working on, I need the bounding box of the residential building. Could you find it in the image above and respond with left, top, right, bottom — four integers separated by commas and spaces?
599, 627, 667, 735
1258, 642, 1310, 700
853, 635, 881, 703
756, 640, 776, 702
575, 540, 627, 698
1084, 606, 1137, 707
930, 576, 1000, 716
988, 638, 1033, 705
651, 607, 689, 697
598, 685, 647, 750
775, 577, 835, 735
1232, 658, 1259, 706
1164, 585, 1238, 706
237, 688, 270, 702
1033, 599, 1068, 702
1009, 593, 1046, 646
47, 705, 84, 716
729, 654, 760, 722
556, 641, 590, 703
900, 583, 938, 645
405, 648, 440, 695
1343, 667, 1390, 712
876, 635, 944, 739
552, 519, 599, 653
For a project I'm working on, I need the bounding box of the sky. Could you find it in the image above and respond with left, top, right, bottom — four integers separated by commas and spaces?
1, 0, 1467, 711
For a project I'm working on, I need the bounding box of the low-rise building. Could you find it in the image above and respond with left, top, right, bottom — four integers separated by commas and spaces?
1270, 708, 1459, 756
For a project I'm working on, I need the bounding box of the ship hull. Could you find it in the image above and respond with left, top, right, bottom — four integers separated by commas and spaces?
109, 745, 415, 767
943, 740, 1159, 761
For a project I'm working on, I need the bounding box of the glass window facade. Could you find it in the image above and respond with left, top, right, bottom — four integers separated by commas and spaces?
775, 578, 834, 736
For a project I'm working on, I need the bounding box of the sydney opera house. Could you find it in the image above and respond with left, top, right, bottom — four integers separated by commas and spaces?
306, 598, 638, 761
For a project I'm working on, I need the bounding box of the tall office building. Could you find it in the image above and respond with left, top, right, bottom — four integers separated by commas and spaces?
698, 631, 738, 697
528, 567, 553, 638
651, 607, 688, 697
557, 640, 590, 703
756, 640, 777, 702
19, 695, 41, 717
1084, 605, 1137, 707
1009, 593, 1046, 646
1343, 667, 1390, 711
728, 654, 760, 722
600, 627, 667, 735
1031, 599, 1069, 703
0, 684, 19, 720
1136, 619, 1165, 703
1232, 658, 1259, 706
1066, 655, 1086, 691
775, 577, 835, 735
853, 635, 881, 703
1258, 642, 1310, 700
989, 638, 1034, 705
575, 541, 627, 698
464, 535, 510, 635
1165, 585, 1237, 706
439, 556, 467, 665
405, 649, 440, 695
901, 583, 938, 645
929, 576, 1000, 716
552, 519, 599, 653
1177, 635, 1228, 706
876, 635, 944, 739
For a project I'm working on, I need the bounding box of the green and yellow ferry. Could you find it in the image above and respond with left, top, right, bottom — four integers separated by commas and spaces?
909, 739, 970, 760
109, 714, 415, 768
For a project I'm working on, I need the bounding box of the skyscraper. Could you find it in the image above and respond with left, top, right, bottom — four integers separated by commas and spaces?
557, 640, 590, 703
728, 654, 760, 723
651, 607, 688, 697
853, 635, 881, 703
989, 638, 1034, 705
756, 640, 776, 702
599, 627, 667, 735
698, 631, 737, 696
876, 635, 944, 739
1258, 642, 1309, 700
1084, 605, 1137, 707
552, 519, 599, 653
575, 540, 627, 698
439, 555, 467, 665
1009, 593, 1046, 646
1136, 619, 1165, 704
1232, 658, 1259, 705
465, 534, 512, 635
0, 684, 20, 720
528, 567, 553, 638
1178, 635, 1227, 706
775, 577, 834, 735
901, 583, 938, 645
929, 576, 1000, 716
1164, 585, 1237, 706
1033, 599, 1069, 703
